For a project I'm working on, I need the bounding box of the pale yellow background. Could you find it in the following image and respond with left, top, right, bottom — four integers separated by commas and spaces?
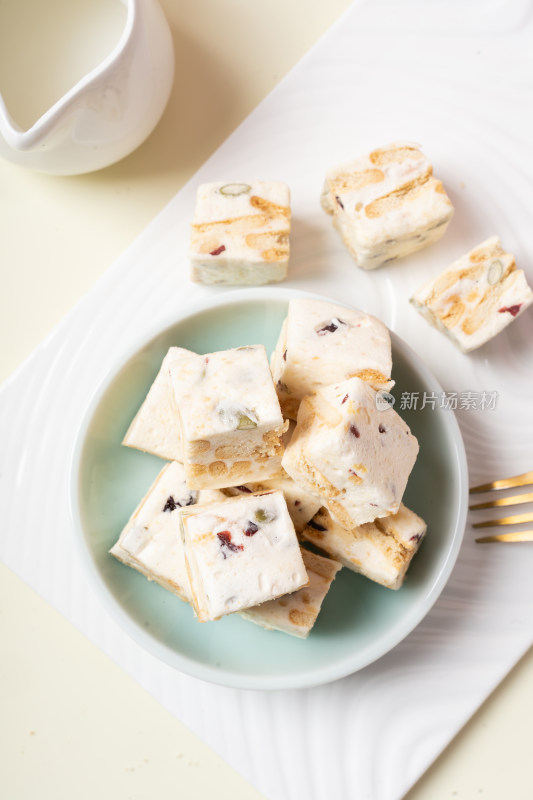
1, 1, 533, 798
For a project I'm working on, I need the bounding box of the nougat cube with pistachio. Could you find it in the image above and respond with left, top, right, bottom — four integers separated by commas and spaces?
282, 376, 419, 529
321, 142, 453, 270
168, 344, 288, 490
301, 504, 426, 590
179, 490, 308, 621
270, 298, 394, 419
189, 181, 291, 285
410, 236, 533, 352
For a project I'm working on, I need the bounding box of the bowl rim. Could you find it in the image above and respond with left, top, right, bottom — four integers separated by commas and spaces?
68, 286, 469, 690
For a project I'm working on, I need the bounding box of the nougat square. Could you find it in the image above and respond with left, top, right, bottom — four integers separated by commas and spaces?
189, 181, 291, 285
240, 548, 342, 637
122, 347, 195, 462
270, 298, 393, 419
282, 376, 419, 529
321, 142, 453, 269
179, 490, 308, 621
168, 344, 288, 489
109, 461, 197, 602
301, 505, 426, 590
410, 236, 533, 352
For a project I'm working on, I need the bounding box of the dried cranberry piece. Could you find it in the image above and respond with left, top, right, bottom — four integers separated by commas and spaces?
378, 424, 386, 433
307, 519, 326, 531
244, 521, 259, 537
217, 531, 244, 558
234, 485, 252, 493
316, 317, 347, 336
283, 349, 287, 361
210, 244, 226, 256
341, 394, 349, 404
163, 493, 195, 512
317, 321, 337, 335
335, 195, 344, 209
498, 304, 522, 317
163, 496, 177, 512
350, 424, 360, 438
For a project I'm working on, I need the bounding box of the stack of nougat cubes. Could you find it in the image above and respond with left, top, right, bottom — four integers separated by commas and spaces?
112, 298, 427, 637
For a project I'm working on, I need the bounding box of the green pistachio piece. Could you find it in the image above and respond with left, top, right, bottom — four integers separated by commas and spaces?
237, 414, 257, 430
255, 508, 276, 524
219, 183, 251, 197
487, 259, 504, 285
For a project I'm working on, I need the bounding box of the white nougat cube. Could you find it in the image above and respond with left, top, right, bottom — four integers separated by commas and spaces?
240, 548, 342, 637
179, 490, 308, 622
282, 376, 419, 529
410, 236, 533, 352
109, 461, 197, 602
321, 142, 454, 270
167, 345, 288, 489
189, 181, 291, 285
301, 504, 426, 590
122, 346, 195, 461
270, 298, 393, 419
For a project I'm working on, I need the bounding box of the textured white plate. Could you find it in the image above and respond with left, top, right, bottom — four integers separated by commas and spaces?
2, 1, 533, 798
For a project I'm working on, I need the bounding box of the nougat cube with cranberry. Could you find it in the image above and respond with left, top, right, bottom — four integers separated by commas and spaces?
282, 376, 419, 529
410, 236, 533, 352
189, 181, 291, 285
179, 490, 308, 621
270, 297, 393, 419
109, 461, 197, 603
168, 344, 288, 490
301, 504, 426, 590
321, 142, 453, 269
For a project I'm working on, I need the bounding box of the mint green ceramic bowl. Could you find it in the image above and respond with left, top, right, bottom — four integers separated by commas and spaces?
69, 287, 468, 690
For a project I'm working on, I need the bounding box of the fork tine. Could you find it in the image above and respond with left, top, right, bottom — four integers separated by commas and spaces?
472, 511, 533, 528
469, 470, 533, 493
469, 491, 533, 510
476, 530, 533, 543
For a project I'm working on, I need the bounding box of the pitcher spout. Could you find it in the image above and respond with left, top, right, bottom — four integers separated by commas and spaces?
0, 0, 174, 175
0, 96, 49, 153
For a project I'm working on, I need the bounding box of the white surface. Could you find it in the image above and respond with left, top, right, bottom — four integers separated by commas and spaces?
2, 1, 533, 798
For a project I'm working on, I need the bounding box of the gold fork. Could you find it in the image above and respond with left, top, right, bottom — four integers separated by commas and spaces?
470, 470, 533, 542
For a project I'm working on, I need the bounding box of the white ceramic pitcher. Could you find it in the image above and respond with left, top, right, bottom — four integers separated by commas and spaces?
0, 0, 174, 175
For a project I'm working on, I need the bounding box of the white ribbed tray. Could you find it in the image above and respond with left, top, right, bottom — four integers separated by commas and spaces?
2, 1, 533, 797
